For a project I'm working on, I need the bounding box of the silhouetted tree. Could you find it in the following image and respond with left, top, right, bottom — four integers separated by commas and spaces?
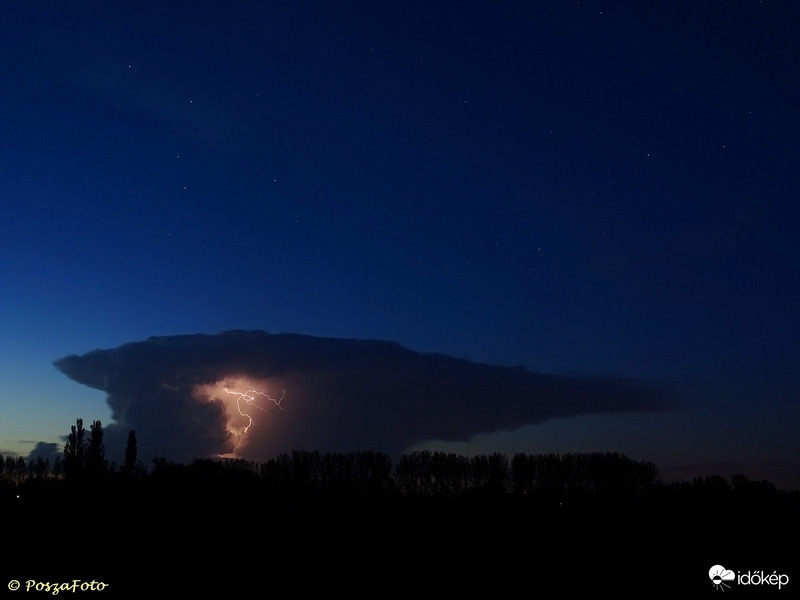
469, 453, 509, 495
13, 457, 26, 488
64, 418, 87, 482
31, 456, 49, 479
429, 452, 470, 496
86, 420, 106, 481
695, 474, 731, 494
319, 451, 393, 496
730, 473, 777, 496
511, 452, 536, 495
52, 455, 64, 478
124, 430, 138, 477
395, 450, 433, 495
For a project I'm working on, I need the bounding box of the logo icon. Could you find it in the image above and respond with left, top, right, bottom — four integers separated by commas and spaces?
709, 565, 735, 591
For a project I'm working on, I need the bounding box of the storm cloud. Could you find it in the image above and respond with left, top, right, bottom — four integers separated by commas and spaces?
53, 330, 676, 463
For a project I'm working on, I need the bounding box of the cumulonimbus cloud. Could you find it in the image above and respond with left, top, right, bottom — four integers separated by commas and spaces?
52, 330, 676, 463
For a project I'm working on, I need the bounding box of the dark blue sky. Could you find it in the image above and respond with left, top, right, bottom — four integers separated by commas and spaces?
2, 1, 798, 488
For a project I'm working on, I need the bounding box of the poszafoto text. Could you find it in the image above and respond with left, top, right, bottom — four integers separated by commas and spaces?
7, 580, 109, 595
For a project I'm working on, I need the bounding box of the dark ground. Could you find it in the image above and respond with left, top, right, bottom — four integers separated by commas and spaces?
4, 490, 797, 596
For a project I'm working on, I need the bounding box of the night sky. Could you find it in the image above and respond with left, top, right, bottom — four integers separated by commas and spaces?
2, 2, 798, 489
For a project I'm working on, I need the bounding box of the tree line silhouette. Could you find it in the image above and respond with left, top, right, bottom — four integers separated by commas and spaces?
1, 417, 795, 515
4, 417, 797, 598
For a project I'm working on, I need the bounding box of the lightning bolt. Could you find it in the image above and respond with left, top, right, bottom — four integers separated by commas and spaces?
224, 387, 285, 434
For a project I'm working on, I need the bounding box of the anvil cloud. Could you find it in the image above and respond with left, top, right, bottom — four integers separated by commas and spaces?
53, 330, 676, 463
